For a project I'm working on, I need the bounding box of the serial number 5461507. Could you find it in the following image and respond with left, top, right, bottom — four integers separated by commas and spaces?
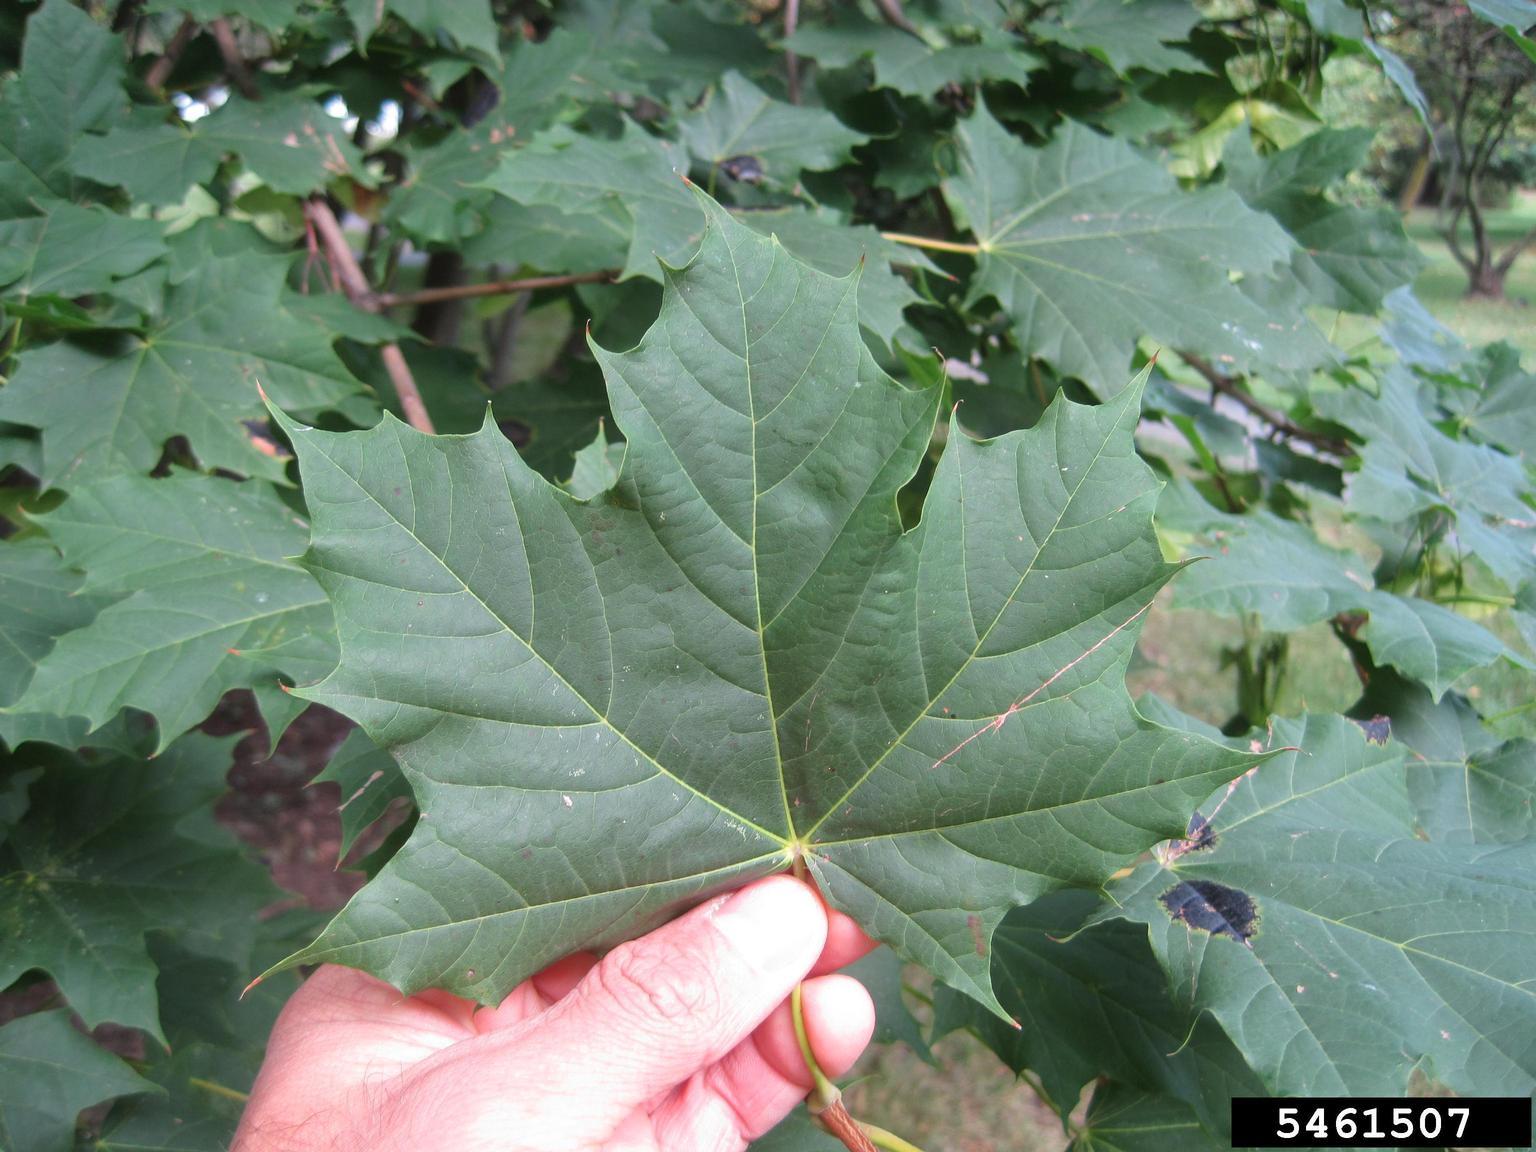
1275, 1105, 1467, 1142
1231, 1097, 1533, 1149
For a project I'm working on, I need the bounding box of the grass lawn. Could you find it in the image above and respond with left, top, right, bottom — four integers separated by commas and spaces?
1332, 191, 1536, 363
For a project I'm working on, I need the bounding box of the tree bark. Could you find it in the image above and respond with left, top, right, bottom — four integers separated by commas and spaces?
410, 250, 467, 345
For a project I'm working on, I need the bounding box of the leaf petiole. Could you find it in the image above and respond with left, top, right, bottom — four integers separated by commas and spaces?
878, 231, 982, 255
858, 1121, 930, 1152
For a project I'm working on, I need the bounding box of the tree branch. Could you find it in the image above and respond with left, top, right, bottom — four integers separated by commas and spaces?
375, 270, 616, 309
872, 0, 922, 37
1179, 353, 1352, 457
303, 198, 435, 434
1495, 222, 1536, 276
210, 18, 260, 100
145, 16, 197, 92
1443, 199, 1475, 273
784, 0, 802, 104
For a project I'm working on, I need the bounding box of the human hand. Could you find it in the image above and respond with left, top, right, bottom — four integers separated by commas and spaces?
233, 876, 877, 1152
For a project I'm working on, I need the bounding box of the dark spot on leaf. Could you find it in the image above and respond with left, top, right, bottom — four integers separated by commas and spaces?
1159, 879, 1256, 944
1353, 715, 1391, 745
718, 155, 765, 183
1182, 811, 1216, 851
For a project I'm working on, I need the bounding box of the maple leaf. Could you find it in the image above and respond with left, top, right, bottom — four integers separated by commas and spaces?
268, 192, 1258, 1012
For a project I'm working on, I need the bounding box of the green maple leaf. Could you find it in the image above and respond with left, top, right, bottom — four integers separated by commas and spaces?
462, 197, 630, 273
844, 946, 931, 1061
314, 728, 412, 859
0, 246, 371, 489
634, 3, 776, 98
196, 90, 374, 197
1440, 342, 1536, 460
95, 918, 312, 1152
1314, 369, 1536, 593
1364, 40, 1432, 126
676, 71, 866, 186
1157, 481, 1528, 700
345, 0, 500, 61
0, 200, 166, 302
143, 0, 306, 34
1468, 0, 1536, 33
1070, 1084, 1222, 1152
1101, 712, 1536, 1097
934, 889, 1261, 1135
70, 111, 226, 208
8, 473, 333, 750
784, 13, 1041, 98
1223, 129, 1424, 314
942, 105, 1328, 396
483, 128, 932, 352
1031, 0, 1205, 76
267, 193, 1256, 1012
565, 424, 626, 502
0, 0, 125, 216
384, 31, 591, 245
0, 734, 277, 1041
481, 122, 704, 281
736, 207, 939, 356
0, 538, 108, 713
0, 536, 122, 753
1379, 286, 1469, 373
1292, 0, 1368, 41
0, 1009, 155, 1152
1353, 671, 1536, 847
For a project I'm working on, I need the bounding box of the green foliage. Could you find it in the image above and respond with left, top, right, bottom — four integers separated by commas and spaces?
0, 1009, 154, 1152
0, 0, 1532, 1149
0, 735, 276, 1041
942, 107, 1327, 395
270, 207, 1255, 1012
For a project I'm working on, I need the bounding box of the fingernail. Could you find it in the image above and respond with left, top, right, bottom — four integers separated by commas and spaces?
713, 877, 825, 974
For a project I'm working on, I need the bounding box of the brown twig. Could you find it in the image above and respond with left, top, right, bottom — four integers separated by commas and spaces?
303, 198, 436, 434
375, 270, 616, 309
873, 0, 922, 37
145, 16, 197, 92
1178, 352, 1353, 457
785, 0, 802, 104
210, 18, 260, 100
816, 1100, 880, 1152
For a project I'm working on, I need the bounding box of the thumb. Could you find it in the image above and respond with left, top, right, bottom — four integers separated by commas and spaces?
415, 876, 828, 1142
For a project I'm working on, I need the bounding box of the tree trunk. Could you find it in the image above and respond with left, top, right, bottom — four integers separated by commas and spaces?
1458, 182, 1503, 299
411, 250, 466, 345
1398, 135, 1433, 214
1466, 261, 1507, 299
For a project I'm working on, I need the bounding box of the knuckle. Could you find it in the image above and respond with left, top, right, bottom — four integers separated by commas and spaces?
597, 937, 722, 1026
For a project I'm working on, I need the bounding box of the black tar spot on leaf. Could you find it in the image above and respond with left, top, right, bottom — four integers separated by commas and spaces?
719, 155, 765, 184
1183, 811, 1216, 851
1353, 715, 1391, 745
1160, 878, 1257, 944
